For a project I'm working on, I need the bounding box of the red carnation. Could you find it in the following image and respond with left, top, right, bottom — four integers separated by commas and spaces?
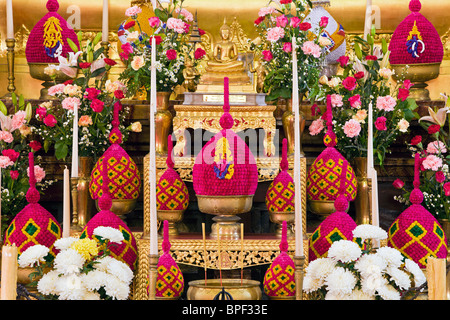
262, 50, 273, 62
342, 76, 357, 91
85, 87, 101, 100
280, 0, 292, 3
124, 20, 136, 29
444, 182, 450, 196
299, 22, 311, 31
198, 28, 206, 36
398, 88, 409, 101
254, 16, 265, 25
79, 62, 91, 69
29, 140, 42, 152
428, 124, 441, 134
337, 55, 349, 68
43, 114, 57, 127
354, 71, 365, 80
2, 149, 20, 162
10, 170, 19, 180
410, 135, 422, 145
375, 116, 387, 131
114, 90, 125, 100
104, 58, 117, 66
436, 171, 446, 183
166, 49, 177, 60
36, 106, 47, 119
90, 99, 105, 113
64, 80, 74, 85
392, 179, 404, 189
365, 55, 378, 61
194, 47, 206, 60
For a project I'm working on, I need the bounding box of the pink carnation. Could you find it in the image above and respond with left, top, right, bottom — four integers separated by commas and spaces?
175, 8, 193, 22
301, 41, 322, 58
258, 6, 276, 17
330, 94, 343, 107
48, 84, 65, 96
267, 27, 285, 42
376, 96, 396, 112
0, 130, 13, 143
426, 141, 447, 154
62, 97, 81, 111
283, 42, 292, 53
0, 155, 14, 169
167, 17, 186, 34
27, 165, 46, 183
343, 119, 361, 138
348, 94, 361, 108
290, 16, 301, 28
309, 118, 325, 136
125, 5, 142, 17
11, 110, 26, 131
422, 154, 443, 171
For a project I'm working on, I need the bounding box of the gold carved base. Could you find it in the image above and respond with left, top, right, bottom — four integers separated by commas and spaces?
187, 279, 262, 300
269, 211, 295, 238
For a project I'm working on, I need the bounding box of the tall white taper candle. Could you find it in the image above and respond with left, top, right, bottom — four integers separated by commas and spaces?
6, 0, 14, 39
368, 102, 380, 247
102, 0, 109, 43
364, 0, 372, 40
71, 103, 78, 178
63, 166, 70, 237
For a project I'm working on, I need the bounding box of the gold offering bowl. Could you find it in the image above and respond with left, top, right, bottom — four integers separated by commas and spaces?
391, 63, 441, 101
96, 198, 137, 220
197, 195, 253, 240
308, 200, 340, 220
157, 210, 184, 236
28, 63, 75, 100
187, 279, 262, 300
269, 211, 295, 238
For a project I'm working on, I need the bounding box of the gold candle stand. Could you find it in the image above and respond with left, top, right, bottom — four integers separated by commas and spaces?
2, 38, 16, 99
101, 41, 109, 58
294, 255, 305, 300
148, 254, 159, 300
70, 177, 82, 232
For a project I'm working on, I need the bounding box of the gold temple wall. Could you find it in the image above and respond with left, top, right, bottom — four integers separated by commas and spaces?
0, 0, 449, 100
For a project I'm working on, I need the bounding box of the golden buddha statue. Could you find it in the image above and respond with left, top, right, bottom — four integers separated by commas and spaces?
199, 18, 251, 86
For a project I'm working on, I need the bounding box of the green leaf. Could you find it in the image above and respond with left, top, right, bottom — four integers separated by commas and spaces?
92, 32, 102, 47
93, 47, 105, 61
406, 98, 418, 111
18, 94, 25, 110
55, 141, 69, 160
67, 38, 80, 53
91, 67, 106, 78
0, 100, 7, 115
44, 139, 51, 153
154, 8, 168, 22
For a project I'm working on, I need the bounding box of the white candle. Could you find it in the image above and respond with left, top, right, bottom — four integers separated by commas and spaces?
71, 105, 78, 178
63, 167, 70, 237
368, 103, 380, 247
102, 0, 109, 43
364, 0, 372, 40
149, 36, 158, 255
1, 245, 18, 300
6, 0, 14, 39
292, 37, 303, 257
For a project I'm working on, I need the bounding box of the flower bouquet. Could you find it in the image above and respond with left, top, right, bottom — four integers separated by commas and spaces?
309, 31, 418, 165
251, 0, 327, 102
118, 2, 205, 98
35, 32, 137, 161
393, 95, 450, 220
303, 225, 426, 300
18, 226, 134, 300
0, 96, 53, 232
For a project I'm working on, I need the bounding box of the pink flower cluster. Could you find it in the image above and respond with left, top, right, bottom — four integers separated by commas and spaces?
0, 155, 14, 169
330, 94, 343, 107
422, 154, 443, 171
125, 6, 142, 17
376, 96, 397, 112
267, 27, 285, 42
426, 141, 447, 154
27, 165, 46, 183
309, 118, 325, 136
301, 41, 321, 58
0, 131, 13, 143
167, 17, 187, 34
343, 119, 361, 138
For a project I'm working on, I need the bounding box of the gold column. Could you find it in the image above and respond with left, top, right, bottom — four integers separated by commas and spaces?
2, 38, 16, 99
70, 177, 82, 232
148, 254, 159, 300
294, 255, 305, 300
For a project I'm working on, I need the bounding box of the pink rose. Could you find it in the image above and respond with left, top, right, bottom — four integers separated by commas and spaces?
319, 16, 329, 28
11, 110, 26, 131
276, 15, 289, 28
376, 96, 396, 112
36, 106, 47, 119
393, 179, 404, 189
337, 55, 349, 67
348, 94, 361, 108
262, 50, 273, 61
282, 42, 292, 53
422, 154, 443, 171
43, 114, 57, 127
299, 22, 311, 31
267, 27, 285, 42
375, 116, 387, 131
301, 41, 321, 58
330, 94, 343, 107
48, 84, 65, 96
403, 79, 413, 90
343, 119, 361, 138
148, 16, 160, 28
398, 88, 409, 101
121, 43, 133, 54
290, 16, 301, 28
125, 5, 142, 17
426, 141, 447, 154
309, 118, 325, 136
85, 87, 101, 100
62, 97, 81, 111
342, 76, 357, 91
0, 130, 13, 143
27, 165, 46, 183
0, 156, 14, 169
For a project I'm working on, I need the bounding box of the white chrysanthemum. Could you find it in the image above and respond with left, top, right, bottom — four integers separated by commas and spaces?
93, 226, 124, 244
81, 291, 101, 300
377, 283, 401, 300
81, 270, 109, 291
404, 259, 426, 287
354, 253, 387, 276
375, 247, 404, 268
94, 256, 117, 272
106, 259, 134, 285
304, 257, 336, 280
37, 270, 60, 296
360, 272, 385, 296
352, 224, 388, 241
54, 237, 78, 251
55, 274, 88, 300
328, 240, 362, 263
18, 245, 49, 268
302, 274, 325, 293
386, 267, 411, 290
325, 267, 357, 295
324, 290, 351, 300
103, 275, 130, 300
348, 289, 375, 300
53, 248, 85, 275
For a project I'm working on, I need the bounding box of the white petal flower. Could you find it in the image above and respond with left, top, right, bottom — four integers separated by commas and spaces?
352, 224, 388, 241
53, 248, 85, 275
354, 254, 387, 276
104, 275, 130, 300
53, 237, 78, 251
377, 283, 401, 300
325, 267, 357, 295
404, 259, 426, 287
93, 226, 124, 244
375, 247, 404, 268
348, 289, 375, 300
106, 259, 134, 285
18, 245, 49, 268
328, 240, 362, 263
386, 267, 411, 290
305, 257, 336, 281
37, 270, 60, 296
55, 274, 88, 300
303, 274, 325, 293
81, 270, 109, 291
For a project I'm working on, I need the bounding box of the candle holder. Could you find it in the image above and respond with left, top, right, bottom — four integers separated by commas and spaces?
293, 255, 305, 300
148, 253, 159, 300
70, 177, 82, 231
2, 38, 16, 99
101, 41, 109, 58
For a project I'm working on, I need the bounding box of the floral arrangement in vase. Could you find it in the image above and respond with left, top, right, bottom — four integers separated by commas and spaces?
118, 1, 206, 98
393, 95, 450, 221
310, 30, 418, 165
250, 0, 328, 102
35, 32, 140, 161
18, 226, 134, 300
0, 96, 54, 232
303, 225, 426, 300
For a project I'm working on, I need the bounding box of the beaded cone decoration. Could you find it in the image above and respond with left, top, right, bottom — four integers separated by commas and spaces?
156, 135, 189, 212
25, 0, 80, 63
304, 4, 346, 65
389, 0, 443, 65
153, 220, 185, 299
266, 138, 294, 214
81, 156, 138, 270
3, 153, 61, 257
308, 160, 361, 262
388, 153, 448, 269
192, 77, 258, 197
89, 100, 141, 201
306, 95, 357, 202
263, 221, 296, 298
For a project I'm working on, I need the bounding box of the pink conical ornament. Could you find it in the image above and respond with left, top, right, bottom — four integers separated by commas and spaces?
81, 153, 138, 270
388, 153, 448, 269
4, 153, 61, 258
263, 221, 295, 298
153, 220, 184, 299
